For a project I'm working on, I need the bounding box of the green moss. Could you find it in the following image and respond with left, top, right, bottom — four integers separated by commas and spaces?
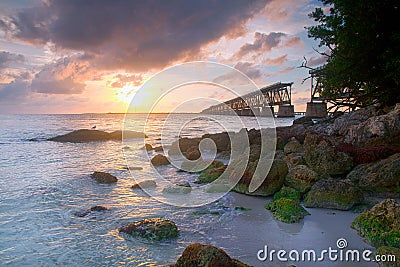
274, 186, 301, 202
119, 218, 179, 241
191, 210, 221, 216
351, 199, 400, 248
265, 198, 309, 223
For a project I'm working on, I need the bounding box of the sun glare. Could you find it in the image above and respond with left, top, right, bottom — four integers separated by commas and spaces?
116, 85, 136, 104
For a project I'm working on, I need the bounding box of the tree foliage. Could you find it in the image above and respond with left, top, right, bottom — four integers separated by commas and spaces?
307, 0, 400, 108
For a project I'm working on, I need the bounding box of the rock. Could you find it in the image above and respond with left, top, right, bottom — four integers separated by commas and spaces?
48, 129, 146, 142
293, 116, 314, 127
284, 152, 305, 167
304, 179, 364, 210
276, 124, 307, 150
168, 138, 201, 156
74, 205, 109, 217
285, 165, 319, 194
310, 105, 377, 136
345, 104, 400, 145
151, 154, 170, 166
347, 153, 400, 195
304, 133, 353, 177
162, 185, 192, 194
204, 183, 231, 193
265, 198, 309, 223
143, 144, 153, 150
375, 246, 400, 267
202, 132, 231, 152
177, 181, 191, 187
195, 166, 226, 184
335, 143, 400, 165
186, 146, 201, 160
131, 180, 157, 189
283, 138, 304, 154
274, 186, 301, 202
274, 150, 285, 160
119, 218, 179, 241
351, 199, 400, 248
174, 243, 249, 267
231, 159, 288, 197
91, 171, 118, 184
154, 146, 163, 152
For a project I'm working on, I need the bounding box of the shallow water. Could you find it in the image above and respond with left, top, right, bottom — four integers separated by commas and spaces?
0, 114, 376, 266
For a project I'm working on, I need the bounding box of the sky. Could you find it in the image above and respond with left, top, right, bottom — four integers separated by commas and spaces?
0, 0, 328, 114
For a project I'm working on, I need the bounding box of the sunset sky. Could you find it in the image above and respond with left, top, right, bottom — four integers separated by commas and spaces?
0, 0, 328, 114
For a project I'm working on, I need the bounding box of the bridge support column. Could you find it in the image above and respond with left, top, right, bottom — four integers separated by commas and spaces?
306, 102, 327, 118
277, 105, 295, 117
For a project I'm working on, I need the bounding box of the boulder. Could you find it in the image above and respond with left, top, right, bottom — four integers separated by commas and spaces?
174, 243, 248, 267
131, 180, 157, 189
265, 198, 309, 223
345, 104, 400, 145
202, 132, 231, 152
335, 143, 400, 165
274, 186, 301, 202
151, 154, 170, 166
276, 124, 307, 150
285, 165, 318, 194
351, 199, 400, 248
304, 179, 364, 210
304, 133, 353, 177
162, 185, 192, 194
293, 116, 314, 127
119, 218, 179, 241
375, 247, 400, 267
284, 152, 305, 167
91, 171, 118, 184
186, 146, 201, 160
195, 166, 226, 184
154, 146, 163, 152
347, 153, 400, 194
231, 159, 288, 197
48, 129, 146, 142
168, 138, 201, 156
283, 138, 304, 154
143, 144, 153, 150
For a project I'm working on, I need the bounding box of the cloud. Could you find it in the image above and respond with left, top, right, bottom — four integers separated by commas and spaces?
0, 51, 24, 69
283, 36, 303, 47
0, 79, 31, 108
234, 31, 286, 59
263, 54, 287, 65
110, 74, 144, 88
1, 0, 270, 71
233, 62, 262, 80
30, 56, 91, 94
307, 55, 328, 67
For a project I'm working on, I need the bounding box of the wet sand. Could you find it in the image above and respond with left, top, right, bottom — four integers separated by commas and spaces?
210, 192, 377, 267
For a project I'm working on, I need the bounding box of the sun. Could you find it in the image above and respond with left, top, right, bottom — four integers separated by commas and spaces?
116, 85, 137, 104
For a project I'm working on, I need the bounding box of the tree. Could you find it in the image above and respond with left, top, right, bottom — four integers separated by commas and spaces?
307, 0, 400, 109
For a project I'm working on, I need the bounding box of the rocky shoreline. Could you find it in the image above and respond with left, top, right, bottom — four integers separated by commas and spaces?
74, 104, 399, 266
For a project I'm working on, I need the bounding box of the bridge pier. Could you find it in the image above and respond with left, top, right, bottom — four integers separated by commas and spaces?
277, 105, 295, 117
306, 102, 327, 118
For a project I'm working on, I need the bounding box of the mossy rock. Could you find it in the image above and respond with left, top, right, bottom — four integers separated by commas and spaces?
231, 159, 288, 197
205, 183, 231, 193
265, 198, 309, 223
284, 138, 304, 154
274, 186, 301, 202
304, 133, 353, 177
304, 179, 364, 210
351, 199, 400, 248
347, 153, 400, 194
285, 164, 318, 194
119, 218, 178, 241
174, 243, 249, 267
375, 246, 400, 267
195, 166, 226, 184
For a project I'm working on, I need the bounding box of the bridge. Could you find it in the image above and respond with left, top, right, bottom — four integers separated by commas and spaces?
201, 82, 295, 117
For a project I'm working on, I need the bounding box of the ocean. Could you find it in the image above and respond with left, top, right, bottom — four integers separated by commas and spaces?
0, 114, 375, 266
